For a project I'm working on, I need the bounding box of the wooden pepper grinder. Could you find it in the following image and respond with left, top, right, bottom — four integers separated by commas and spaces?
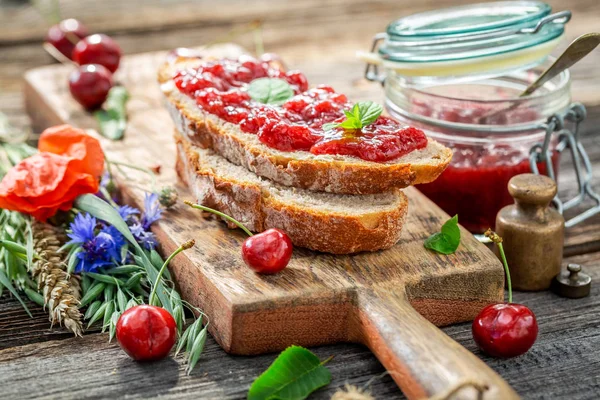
496, 173, 564, 291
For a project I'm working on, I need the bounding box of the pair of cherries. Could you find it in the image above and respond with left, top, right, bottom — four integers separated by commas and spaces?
45, 19, 122, 110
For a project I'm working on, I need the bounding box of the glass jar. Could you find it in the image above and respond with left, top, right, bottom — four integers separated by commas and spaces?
360, 1, 572, 233
386, 61, 570, 232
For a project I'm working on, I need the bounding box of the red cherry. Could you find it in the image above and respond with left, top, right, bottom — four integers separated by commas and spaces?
69, 64, 113, 110
472, 303, 538, 358
45, 19, 88, 60
73, 34, 122, 73
242, 228, 293, 274
116, 305, 177, 361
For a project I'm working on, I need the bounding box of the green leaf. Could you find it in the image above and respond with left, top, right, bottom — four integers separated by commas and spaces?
84, 300, 102, 320
67, 247, 83, 274
85, 272, 125, 286
186, 316, 204, 354
80, 281, 106, 308
175, 324, 192, 356
103, 282, 115, 301
116, 288, 128, 312
424, 215, 461, 255
248, 78, 294, 106
25, 218, 33, 272
81, 274, 92, 293
125, 271, 144, 289
186, 325, 208, 375
248, 346, 332, 400
105, 265, 142, 275
356, 101, 383, 127
0, 267, 31, 317
109, 310, 121, 341
94, 86, 129, 140
24, 287, 44, 307
102, 301, 115, 332
325, 101, 383, 131
87, 302, 109, 328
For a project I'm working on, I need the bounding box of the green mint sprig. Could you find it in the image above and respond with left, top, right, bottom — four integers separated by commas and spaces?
424, 215, 461, 255
248, 78, 294, 105
323, 101, 383, 131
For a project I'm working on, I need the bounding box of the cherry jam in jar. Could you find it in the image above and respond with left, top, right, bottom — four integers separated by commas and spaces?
362, 2, 572, 232
385, 62, 570, 232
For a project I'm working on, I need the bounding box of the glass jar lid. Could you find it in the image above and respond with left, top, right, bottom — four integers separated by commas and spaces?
360, 1, 571, 82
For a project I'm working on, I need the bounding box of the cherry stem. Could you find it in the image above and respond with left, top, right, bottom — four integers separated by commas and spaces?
184, 200, 254, 237
253, 20, 264, 56
485, 229, 512, 303
148, 239, 195, 306
42, 42, 76, 66
497, 242, 513, 304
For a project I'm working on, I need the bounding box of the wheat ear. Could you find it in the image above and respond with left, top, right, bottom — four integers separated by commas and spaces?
30, 221, 83, 336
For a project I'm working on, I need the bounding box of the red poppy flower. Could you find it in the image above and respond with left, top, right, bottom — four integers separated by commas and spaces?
0, 125, 104, 221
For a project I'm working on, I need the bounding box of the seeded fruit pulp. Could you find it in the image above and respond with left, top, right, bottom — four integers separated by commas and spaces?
173, 57, 427, 162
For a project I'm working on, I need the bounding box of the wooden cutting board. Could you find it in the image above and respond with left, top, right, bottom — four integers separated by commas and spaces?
24, 45, 518, 399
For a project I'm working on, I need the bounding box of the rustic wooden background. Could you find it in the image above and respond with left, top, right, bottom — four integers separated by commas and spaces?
1, 0, 600, 399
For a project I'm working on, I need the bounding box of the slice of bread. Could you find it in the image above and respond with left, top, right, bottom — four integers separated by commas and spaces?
160, 58, 452, 195
175, 132, 408, 254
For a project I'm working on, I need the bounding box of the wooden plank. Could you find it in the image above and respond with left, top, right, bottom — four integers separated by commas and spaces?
2, 0, 600, 106
2, 249, 600, 399
2, 0, 598, 45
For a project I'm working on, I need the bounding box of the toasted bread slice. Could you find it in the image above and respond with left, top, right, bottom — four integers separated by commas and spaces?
175, 132, 408, 254
160, 58, 452, 195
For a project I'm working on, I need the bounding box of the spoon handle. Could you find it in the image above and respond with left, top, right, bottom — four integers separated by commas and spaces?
520, 32, 600, 97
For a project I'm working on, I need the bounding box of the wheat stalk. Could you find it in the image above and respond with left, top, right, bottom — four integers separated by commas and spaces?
30, 221, 83, 336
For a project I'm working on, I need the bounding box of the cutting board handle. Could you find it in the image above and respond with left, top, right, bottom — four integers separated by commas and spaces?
353, 288, 520, 400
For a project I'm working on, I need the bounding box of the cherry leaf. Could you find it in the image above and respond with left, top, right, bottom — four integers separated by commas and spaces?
248, 346, 332, 400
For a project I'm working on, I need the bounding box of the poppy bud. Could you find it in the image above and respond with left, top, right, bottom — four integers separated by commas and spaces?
159, 186, 178, 208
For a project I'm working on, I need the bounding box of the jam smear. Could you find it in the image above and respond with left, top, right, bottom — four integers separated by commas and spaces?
173, 56, 427, 162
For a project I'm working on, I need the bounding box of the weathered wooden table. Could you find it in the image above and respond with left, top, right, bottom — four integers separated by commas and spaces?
1, 1, 600, 399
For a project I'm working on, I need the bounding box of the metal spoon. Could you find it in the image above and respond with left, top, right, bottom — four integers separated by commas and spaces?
478, 32, 600, 124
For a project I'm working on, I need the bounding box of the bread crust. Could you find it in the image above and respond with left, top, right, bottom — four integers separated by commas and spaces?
160, 59, 452, 195
175, 134, 408, 254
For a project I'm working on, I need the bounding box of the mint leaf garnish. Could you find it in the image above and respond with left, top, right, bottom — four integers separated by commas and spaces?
325, 101, 383, 131
248, 78, 294, 105
424, 215, 461, 255
248, 345, 332, 400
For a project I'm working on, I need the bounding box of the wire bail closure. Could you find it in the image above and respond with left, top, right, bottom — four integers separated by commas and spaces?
530, 103, 598, 227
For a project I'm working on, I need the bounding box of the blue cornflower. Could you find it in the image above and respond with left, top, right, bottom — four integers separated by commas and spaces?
67, 213, 119, 273
130, 222, 158, 250
118, 205, 140, 222
67, 213, 97, 245
141, 193, 162, 229
101, 225, 127, 261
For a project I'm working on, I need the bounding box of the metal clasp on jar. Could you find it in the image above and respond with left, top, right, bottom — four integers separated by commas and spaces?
530, 103, 599, 227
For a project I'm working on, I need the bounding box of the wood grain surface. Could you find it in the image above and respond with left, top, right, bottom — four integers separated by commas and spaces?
2, 0, 600, 398
22, 43, 520, 398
